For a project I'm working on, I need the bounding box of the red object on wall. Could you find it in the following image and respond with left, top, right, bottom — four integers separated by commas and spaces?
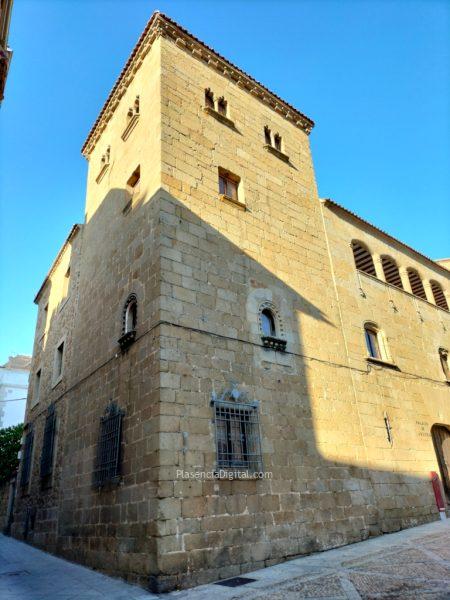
430, 471, 445, 511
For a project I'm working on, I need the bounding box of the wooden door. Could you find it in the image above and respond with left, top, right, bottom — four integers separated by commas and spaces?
432, 425, 450, 499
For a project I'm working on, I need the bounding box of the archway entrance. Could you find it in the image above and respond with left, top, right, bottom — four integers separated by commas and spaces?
431, 424, 450, 502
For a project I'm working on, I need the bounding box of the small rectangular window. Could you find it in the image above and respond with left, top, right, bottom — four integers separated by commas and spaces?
33, 369, 41, 405
40, 404, 56, 482
20, 428, 34, 488
274, 134, 282, 151
218, 169, 239, 202
62, 267, 70, 298
94, 403, 124, 487
127, 165, 140, 190
217, 97, 227, 116
439, 348, 449, 380
264, 126, 272, 145
205, 88, 214, 109
213, 400, 263, 471
365, 328, 381, 359
55, 342, 64, 379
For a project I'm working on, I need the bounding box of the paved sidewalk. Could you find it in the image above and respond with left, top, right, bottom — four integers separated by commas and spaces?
1, 519, 450, 599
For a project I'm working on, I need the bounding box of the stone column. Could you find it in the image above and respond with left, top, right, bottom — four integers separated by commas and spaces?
399, 267, 412, 293
423, 280, 435, 305
373, 254, 385, 281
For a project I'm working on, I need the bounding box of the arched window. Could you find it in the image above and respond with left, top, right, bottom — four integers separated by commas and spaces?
407, 268, 427, 300
439, 348, 449, 381
261, 308, 276, 337
205, 88, 214, 109
381, 256, 403, 289
430, 281, 449, 311
264, 126, 271, 145
217, 97, 227, 116
364, 323, 385, 360
351, 241, 376, 277
123, 294, 137, 334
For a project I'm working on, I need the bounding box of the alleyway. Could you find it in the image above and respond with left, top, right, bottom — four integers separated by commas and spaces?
1, 519, 450, 599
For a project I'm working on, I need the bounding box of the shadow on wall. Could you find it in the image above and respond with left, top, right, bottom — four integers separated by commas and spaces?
12, 184, 448, 590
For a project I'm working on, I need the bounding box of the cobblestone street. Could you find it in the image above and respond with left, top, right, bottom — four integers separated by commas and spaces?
1, 519, 450, 599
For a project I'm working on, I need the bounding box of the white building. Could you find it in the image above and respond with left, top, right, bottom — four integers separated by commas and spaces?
0, 356, 31, 429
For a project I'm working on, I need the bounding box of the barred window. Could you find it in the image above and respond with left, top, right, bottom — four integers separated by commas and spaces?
407, 268, 427, 300
430, 281, 449, 311
20, 427, 34, 488
93, 403, 124, 488
40, 404, 56, 481
213, 399, 263, 471
381, 256, 403, 289
351, 241, 376, 277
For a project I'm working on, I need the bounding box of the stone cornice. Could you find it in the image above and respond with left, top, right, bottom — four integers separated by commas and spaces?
321, 199, 450, 279
34, 225, 82, 304
81, 12, 314, 158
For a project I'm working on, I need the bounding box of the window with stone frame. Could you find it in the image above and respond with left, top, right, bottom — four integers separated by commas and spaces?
273, 133, 282, 151
381, 256, 403, 289
218, 168, 240, 202
93, 403, 124, 488
20, 427, 34, 488
430, 281, 449, 311
40, 404, 56, 484
205, 87, 214, 109
439, 348, 450, 381
264, 126, 272, 145
364, 323, 386, 361
351, 241, 377, 277
212, 395, 263, 472
54, 341, 64, 381
217, 96, 227, 116
407, 268, 427, 300
32, 369, 41, 406
62, 266, 70, 299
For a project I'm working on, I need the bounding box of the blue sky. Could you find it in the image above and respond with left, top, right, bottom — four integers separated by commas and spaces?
0, 0, 449, 364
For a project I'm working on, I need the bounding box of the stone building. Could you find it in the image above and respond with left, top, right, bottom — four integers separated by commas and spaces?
12, 12, 450, 592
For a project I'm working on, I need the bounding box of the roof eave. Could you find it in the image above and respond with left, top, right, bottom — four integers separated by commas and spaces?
81, 11, 314, 158
34, 224, 81, 304
321, 198, 450, 277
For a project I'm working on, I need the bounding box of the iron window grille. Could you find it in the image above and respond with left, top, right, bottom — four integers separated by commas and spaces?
20, 427, 34, 488
211, 388, 263, 473
40, 403, 56, 482
93, 402, 124, 488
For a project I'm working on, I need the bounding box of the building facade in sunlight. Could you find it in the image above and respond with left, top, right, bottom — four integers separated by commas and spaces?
12, 12, 450, 592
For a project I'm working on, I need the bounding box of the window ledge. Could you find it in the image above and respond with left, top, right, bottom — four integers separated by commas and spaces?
219, 194, 246, 211
261, 336, 287, 352
96, 163, 109, 184
263, 144, 290, 163
121, 114, 139, 141
357, 270, 449, 313
52, 375, 63, 390
203, 106, 235, 129
366, 356, 400, 371
58, 296, 69, 313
